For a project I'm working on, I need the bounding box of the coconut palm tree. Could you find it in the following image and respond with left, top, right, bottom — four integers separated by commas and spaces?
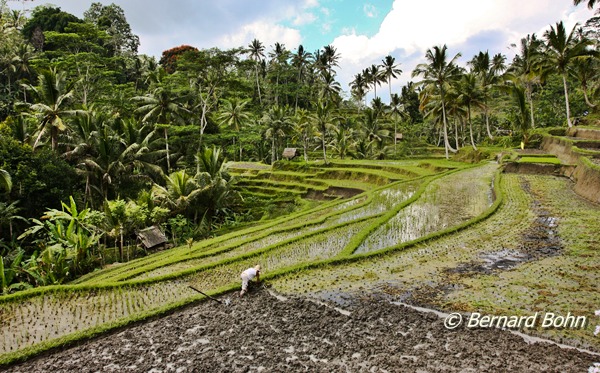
544, 21, 594, 127
507, 34, 545, 129
247, 39, 265, 105
292, 45, 313, 111
263, 106, 293, 164
468, 51, 506, 139
268, 42, 290, 105
365, 64, 385, 99
0, 170, 12, 194
319, 71, 342, 104
133, 86, 188, 173
574, 0, 597, 8
456, 73, 486, 150
380, 55, 402, 102
217, 98, 251, 161
570, 56, 599, 108
322, 45, 340, 75
412, 45, 463, 159
314, 101, 338, 163
26, 68, 82, 151
350, 72, 368, 109
389, 93, 408, 153
292, 109, 317, 162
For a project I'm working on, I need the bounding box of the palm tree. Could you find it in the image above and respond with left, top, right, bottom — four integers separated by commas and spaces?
292, 45, 312, 111
152, 170, 205, 216
413, 45, 463, 159
380, 55, 402, 101
322, 45, 340, 75
0, 170, 12, 194
314, 101, 338, 163
268, 42, 290, 105
319, 71, 342, 104
263, 106, 292, 164
570, 56, 599, 108
217, 98, 251, 161
133, 86, 188, 173
350, 72, 368, 109
365, 64, 385, 99
361, 108, 390, 157
508, 34, 545, 129
389, 93, 407, 153
574, 0, 597, 8
292, 109, 317, 162
468, 51, 506, 139
26, 68, 82, 151
456, 73, 486, 150
248, 39, 265, 105
544, 21, 593, 127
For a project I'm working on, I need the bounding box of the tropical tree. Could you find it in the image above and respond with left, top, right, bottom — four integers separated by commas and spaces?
507, 34, 545, 129
574, 0, 597, 8
456, 73, 486, 150
247, 39, 265, 104
25, 68, 82, 151
292, 44, 312, 111
468, 51, 506, 139
133, 86, 188, 172
380, 55, 402, 101
389, 93, 408, 153
544, 21, 594, 127
570, 56, 599, 107
292, 109, 317, 162
365, 64, 385, 99
413, 45, 463, 159
0, 169, 12, 193
0, 201, 26, 239
268, 42, 290, 105
350, 72, 368, 109
314, 101, 338, 163
217, 97, 251, 161
263, 105, 292, 164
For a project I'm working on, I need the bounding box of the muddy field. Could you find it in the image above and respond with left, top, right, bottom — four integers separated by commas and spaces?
5, 287, 597, 373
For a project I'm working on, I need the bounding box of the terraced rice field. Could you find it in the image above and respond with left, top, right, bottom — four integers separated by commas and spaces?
1, 158, 598, 365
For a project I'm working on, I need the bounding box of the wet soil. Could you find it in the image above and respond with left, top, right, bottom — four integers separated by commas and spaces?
5, 287, 596, 373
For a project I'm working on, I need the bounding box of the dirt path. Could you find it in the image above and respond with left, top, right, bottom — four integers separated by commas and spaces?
5, 288, 596, 373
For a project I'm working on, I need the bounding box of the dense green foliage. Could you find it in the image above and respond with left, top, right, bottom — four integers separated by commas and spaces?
0, 0, 598, 291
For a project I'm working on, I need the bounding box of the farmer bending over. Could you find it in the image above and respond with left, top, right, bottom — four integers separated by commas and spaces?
240, 265, 261, 297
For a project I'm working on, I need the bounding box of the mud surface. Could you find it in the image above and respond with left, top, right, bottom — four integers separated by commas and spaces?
5, 288, 596, 373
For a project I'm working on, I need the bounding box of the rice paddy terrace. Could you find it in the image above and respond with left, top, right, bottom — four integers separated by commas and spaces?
1, 157, 599, 365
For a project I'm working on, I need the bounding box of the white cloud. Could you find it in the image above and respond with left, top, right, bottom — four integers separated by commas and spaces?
363, 4, 378, 18
218, 21, 302, 50
293, 12, 317, 26
332, 0, 596, 102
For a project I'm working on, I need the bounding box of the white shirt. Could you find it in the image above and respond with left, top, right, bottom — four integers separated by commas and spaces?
241, 268, 258, 280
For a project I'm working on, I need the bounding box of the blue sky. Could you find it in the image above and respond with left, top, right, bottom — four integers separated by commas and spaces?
9, 0, 596, 101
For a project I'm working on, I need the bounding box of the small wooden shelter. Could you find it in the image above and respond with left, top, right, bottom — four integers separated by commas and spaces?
282, 148, 299, 160
395, 133, 403, 141
136, 225, 169, 251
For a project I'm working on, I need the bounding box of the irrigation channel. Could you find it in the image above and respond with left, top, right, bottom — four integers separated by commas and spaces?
1, 160, 598, 366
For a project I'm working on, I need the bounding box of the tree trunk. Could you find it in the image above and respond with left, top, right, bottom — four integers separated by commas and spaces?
255, 64, 262, 105
526, 84, 536, 129
164, 127, 171, 174
303, 136, 308, 162
563, 73, 573, 127
468, 105, 477, 150
440, 93, 457, 159
454, 117, 460, 151
484, 100, 493, 140
271, 136, 276, 164
583, 88, 596, 108
322, 136, 327, 164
